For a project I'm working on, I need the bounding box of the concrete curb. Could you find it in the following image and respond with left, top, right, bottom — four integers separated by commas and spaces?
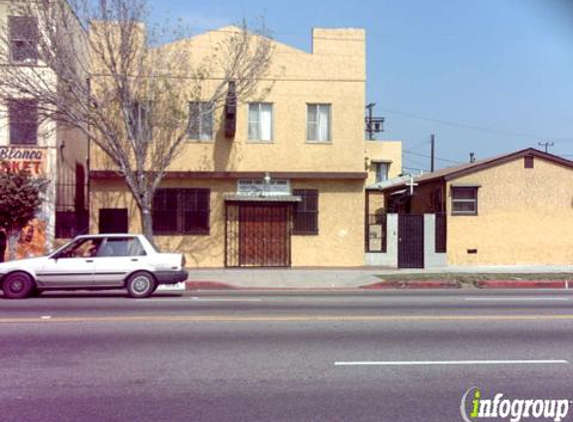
185, 281, 237, 290
185, 279, 571, 291
475, 280, 569, 289
360, 280, 460, 290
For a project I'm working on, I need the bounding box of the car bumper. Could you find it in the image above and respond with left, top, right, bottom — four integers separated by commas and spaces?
154, 270, 189, 285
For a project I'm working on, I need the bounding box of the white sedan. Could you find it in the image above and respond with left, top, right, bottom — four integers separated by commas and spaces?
0, 234, 188, 299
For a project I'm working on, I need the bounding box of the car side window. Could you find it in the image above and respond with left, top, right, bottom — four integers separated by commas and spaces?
58, 239, 102, 258
98, 238, 146, 257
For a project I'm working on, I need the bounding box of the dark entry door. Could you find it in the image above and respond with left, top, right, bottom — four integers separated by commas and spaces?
239, 204, 290, 267
99, 208, 128, 234
398, 214, 424, 268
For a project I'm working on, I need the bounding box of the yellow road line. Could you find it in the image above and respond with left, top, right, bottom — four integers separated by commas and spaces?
2, 314, 573, 324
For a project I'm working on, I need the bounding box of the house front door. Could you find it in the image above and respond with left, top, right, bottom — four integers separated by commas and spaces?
238, 204, 291, 267
398, 214, 425, 268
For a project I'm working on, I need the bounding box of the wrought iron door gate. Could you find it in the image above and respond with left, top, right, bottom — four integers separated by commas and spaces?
398, 214, 425, 268
226, 203, 292, 267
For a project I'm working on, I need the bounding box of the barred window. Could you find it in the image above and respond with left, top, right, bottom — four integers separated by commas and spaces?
153, 188, 210, 235
293, 189, 318, 235
9, 16, 38, 64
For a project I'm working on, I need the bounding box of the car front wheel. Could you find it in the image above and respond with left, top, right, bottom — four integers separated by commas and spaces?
3, 272, 35, 299
126, 272, 156, 298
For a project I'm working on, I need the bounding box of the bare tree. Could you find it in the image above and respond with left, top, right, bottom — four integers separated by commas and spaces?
0, 0, 274, 240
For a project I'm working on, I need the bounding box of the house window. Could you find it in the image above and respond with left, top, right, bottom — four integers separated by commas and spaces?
293, 189, 319, 234
153, 188, 210, 235
9, 16, 38, 64
307, 104, 331, 142
451, 187, 478, 216
374, 162, 389, 182
524, 155, 534, 169
9, 99, 38, 145
188, 102, 213, 141
248, 103, 273, 141
127, 101, 153, 143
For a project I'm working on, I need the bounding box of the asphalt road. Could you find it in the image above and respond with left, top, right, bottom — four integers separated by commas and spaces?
1, 289, 573, 422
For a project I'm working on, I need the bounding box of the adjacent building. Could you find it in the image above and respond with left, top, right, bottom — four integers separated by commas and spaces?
375, 148, 573, 268
0, 0, 89, 259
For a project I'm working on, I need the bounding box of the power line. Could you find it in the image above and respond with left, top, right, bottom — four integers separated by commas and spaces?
403, 166, 430, 174
404, 149, 463, 165
381, 108, 573, 142
403, 156, 430, 169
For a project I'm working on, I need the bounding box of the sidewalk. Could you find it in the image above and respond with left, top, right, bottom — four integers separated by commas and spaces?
184, 266, 573, 290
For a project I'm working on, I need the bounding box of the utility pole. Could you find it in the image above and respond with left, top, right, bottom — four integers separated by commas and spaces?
430, 134, 435, 172
538, 141, 554, 153
365, 103, 384, 140
365, 103, 376, 140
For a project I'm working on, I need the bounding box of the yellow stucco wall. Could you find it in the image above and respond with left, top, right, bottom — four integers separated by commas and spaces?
446, 157, 573, 265
91, 179, 365, 267
90, 27, 368, 173
364, 140, 402, 185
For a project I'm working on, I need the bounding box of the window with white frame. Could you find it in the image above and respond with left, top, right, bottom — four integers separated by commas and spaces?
307, 104, 331, 142
374, 162, 389, 183
451, 187, 479, 215
248, 103, 273, 141
188, 102, 213, 141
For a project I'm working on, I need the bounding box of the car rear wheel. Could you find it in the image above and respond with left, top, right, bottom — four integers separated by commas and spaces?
3, 272, 35, 299
126, 271, 156, 298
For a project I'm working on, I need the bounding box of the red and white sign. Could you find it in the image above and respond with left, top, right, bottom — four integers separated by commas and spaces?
0, 146, 45, 175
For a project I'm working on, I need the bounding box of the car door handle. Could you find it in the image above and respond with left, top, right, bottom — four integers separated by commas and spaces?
86, 259, 94, 263
131, 258, 138, 262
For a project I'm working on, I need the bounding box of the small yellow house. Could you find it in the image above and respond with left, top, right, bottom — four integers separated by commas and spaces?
89, 27, 402, 267
378, 148, 573, 267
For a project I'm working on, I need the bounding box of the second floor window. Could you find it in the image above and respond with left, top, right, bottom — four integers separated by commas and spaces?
9, 99, 38, 145
127, 101, 153, 143
374, 162, 389, 183
248, 103, 273, 142
9, 16, 38, 64
188, 102, 213, 141
307, 104, 331, 142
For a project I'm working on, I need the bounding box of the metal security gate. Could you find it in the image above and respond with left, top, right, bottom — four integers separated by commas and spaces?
226, 203, 292, 267
398, 214, 424, 268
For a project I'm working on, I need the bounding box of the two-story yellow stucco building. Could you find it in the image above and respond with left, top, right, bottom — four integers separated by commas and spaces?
89, 27, 402, 267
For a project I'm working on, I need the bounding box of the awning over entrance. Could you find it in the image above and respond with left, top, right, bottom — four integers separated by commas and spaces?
224, 194, 301, 203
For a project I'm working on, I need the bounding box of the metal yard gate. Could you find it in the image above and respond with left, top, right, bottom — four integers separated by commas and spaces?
398, 214, 425, 268
226, 203, 292, 267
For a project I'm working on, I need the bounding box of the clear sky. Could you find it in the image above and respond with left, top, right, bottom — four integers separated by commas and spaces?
149, 0, 573, 171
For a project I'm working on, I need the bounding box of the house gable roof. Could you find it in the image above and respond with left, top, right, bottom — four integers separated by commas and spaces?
379, 148, 573, 192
